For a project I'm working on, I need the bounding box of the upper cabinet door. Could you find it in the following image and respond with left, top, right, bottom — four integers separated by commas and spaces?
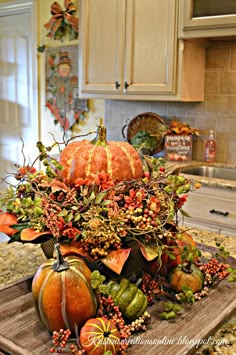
179, 0, 236, 38
79, 0, 126, 94
79, 0, 205, 101
79, 0, 177, 97
124, 0, 177, 95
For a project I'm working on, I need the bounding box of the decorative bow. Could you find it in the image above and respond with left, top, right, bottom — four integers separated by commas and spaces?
44, 0, 79, 41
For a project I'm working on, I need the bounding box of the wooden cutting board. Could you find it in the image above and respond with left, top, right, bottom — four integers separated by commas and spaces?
0, 245, 235, 355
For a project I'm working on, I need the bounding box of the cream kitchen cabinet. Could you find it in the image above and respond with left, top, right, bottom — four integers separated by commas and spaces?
179, 0, 236, 39
79, 0, 206, 101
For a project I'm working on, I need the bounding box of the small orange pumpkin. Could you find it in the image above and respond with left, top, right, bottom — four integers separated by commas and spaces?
59, 122, 143, 186
32, 243, 98, 335
80, 317, 121, 355
168, 263, 204, 293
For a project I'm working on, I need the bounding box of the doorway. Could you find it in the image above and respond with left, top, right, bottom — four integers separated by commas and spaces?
0, 0, 38, 188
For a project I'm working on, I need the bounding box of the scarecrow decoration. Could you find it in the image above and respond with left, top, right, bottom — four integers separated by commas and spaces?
45, 48, 87, 131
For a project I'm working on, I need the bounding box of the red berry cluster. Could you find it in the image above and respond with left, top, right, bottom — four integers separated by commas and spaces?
100, 295, 130, 354
50, 329, 72, 353
100, 294, 150, 354
123, 188, 160, 232
140, 274, 159, 303
199, 258, 230, 283
50, 329, 84, 354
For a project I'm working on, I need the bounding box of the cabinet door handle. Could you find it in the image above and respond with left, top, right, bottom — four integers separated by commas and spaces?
209, 209, 229, 217
124, 81, 129, 89
115, 81, 120, 90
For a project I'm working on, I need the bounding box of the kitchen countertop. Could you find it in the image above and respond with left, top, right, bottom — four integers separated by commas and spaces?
0, 227, 235, 354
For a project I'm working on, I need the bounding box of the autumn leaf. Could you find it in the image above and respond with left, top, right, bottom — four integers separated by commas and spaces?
20, 228, 52, 242
101, 248, 132, 274
137, 240, 161, 261
0, 212, 18, 236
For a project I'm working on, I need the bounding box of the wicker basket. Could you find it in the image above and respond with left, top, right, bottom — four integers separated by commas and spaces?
122, 112, 167, 155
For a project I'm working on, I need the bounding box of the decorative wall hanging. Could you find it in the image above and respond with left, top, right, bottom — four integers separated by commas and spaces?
45, 45, 87, 131
44, 0, 79, 41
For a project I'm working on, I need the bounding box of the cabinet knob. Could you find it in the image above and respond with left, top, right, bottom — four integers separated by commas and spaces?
115, 81, 120, 90
124, 81, 129, 90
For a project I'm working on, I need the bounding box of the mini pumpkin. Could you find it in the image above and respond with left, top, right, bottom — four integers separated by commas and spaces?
32, 243, 97, 335
102, 278, 148, 320
168, 262, 204, 293
80, 317, 121, 355
59, 122, 143, 186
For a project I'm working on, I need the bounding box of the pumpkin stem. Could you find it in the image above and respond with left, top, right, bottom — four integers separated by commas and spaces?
182, 260, 193, 274
94, 118, 107, 147
181, 252, 194, 274
52, 243, 70, 272
103, 331, 111, 337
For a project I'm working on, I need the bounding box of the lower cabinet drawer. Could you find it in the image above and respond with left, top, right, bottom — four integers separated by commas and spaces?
181, 186, 236, 231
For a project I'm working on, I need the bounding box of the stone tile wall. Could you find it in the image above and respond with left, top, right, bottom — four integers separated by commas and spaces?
104, 39, 236, 164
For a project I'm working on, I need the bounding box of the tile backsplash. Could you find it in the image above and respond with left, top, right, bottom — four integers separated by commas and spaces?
104, 39, 236, 164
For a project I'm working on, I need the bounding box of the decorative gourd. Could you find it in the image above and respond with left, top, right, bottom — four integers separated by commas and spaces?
59, 121, 143, 186
168, 262, 204, 293
32, 243, 98, 335
102, 278, 148, 320
80, 317, 121, 355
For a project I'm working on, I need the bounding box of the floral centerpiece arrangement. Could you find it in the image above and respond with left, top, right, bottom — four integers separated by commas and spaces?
165, 119, 200, 136
0, 122, 233, 355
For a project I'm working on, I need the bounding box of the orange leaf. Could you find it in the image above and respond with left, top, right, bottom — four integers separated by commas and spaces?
0, 212, 18, 236
58, 244, 94, 261
137, 241, 160, 261
0, 224, 18, 236
0, 212, 17, 225
20, 228, 52, 242
101, 248, 132, 274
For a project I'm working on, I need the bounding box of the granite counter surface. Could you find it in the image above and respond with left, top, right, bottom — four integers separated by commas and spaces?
0, 228, 235, 354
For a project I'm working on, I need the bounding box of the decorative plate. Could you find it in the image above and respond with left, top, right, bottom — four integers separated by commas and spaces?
122, 112, 167, 155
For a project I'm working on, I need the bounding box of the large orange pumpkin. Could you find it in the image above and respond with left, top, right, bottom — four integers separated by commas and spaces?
59, 122, 143, 186
32, 243, 98, 335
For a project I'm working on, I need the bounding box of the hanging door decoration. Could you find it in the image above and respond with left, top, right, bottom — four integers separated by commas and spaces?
44, 0, 79, 41
45, 45, 87, 131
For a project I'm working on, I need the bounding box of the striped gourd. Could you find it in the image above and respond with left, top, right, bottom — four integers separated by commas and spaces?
80, 317, 121, 355
104, 278, 148, 320
59, 122, 143, 185
32, 243, 97, 335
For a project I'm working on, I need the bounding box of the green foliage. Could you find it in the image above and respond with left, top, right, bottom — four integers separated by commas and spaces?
90, 270, 106, 290
227, 267, 236, 282
178, 285, 195, 304
215, 241, 230, 260
160, 301, 182, 320
131, 130, 158, 154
